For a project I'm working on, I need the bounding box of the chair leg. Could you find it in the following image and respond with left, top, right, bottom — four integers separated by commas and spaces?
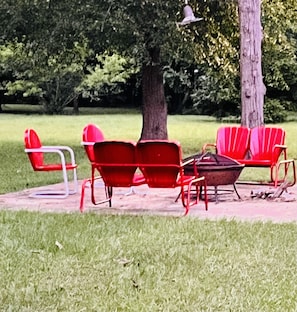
80, 177, 111, 212
79, 178, 90, 212
63, 167, 78, 195
55, 164, 78, 196
29, 190, 69, 199
29, 176, 70, 199
274, 159, 296, 187
202, 179, 208, 211
182, 177, 208, 216
91, 178, 112, 207
71, 167, 78, 194
105, 186, 113, 207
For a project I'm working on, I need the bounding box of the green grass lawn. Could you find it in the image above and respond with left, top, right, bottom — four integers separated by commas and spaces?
1, 211, 297, 311
1, 108, 297, 310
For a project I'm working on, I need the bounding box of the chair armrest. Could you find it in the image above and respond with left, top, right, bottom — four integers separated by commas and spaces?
181, 158, 195, 167
181, 158, 199, 176
81, 141, 95, 146
273, 144, 287, 160
273, 144, 287, 150
25, 146, 76, 166
42, 145, 76, 165
202, 143, 216, 153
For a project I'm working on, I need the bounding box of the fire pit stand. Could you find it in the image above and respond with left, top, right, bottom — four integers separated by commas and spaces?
183, 152, 245, 203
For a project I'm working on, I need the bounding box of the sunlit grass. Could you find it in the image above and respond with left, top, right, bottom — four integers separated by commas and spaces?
1, 211, 297, 311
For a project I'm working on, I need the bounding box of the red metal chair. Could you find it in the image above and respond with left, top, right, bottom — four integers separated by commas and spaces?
203, 126, 250, 160
80, 124, 105, 211
81, 123, 105, 162
24, 128, 78, 198
239, 127, 296, 187
83, 141, 146, 211
136, 140, 208, 215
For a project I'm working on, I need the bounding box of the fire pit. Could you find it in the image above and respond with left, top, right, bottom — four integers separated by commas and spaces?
183, 152, 245, 202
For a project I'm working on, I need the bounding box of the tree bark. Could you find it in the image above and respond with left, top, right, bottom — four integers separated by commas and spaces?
239, 0, 266, 128
140, 46, 168, 140
72, 96, 79, 115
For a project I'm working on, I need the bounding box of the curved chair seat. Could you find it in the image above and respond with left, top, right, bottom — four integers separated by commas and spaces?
24, 129, 78, 199
136, 140, 208, 215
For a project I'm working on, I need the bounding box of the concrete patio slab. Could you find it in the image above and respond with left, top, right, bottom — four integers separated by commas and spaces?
0, 181, 296, 223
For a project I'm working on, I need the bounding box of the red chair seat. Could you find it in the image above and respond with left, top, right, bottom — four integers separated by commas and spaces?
137, 140, 208, 215
237, 159, 272, 167
24, 128, 78, 198
90, 141, 146, 208
34, 164, 78, 171
204, 126, 296, 187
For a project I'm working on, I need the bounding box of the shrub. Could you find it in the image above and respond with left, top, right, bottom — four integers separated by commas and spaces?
264, 98, 287, 123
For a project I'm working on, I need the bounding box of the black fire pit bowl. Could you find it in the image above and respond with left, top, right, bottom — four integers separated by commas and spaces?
183, 152, 245, 201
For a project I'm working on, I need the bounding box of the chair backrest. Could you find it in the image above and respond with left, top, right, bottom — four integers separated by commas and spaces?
136, 140, 181, 188
249, 127, 285, 161
92, 141, 138, 187
216, 126, 250, 159
82, 124, 104, 162
24, 128, 44, 170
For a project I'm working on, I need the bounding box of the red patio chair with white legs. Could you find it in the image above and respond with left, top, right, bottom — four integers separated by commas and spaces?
24, 128, 78, 198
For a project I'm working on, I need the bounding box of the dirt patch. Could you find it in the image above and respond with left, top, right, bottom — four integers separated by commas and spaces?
0, 181, 296, 223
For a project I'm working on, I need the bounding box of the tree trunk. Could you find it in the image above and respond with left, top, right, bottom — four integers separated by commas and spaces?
239, 0, 266, 128
72, 96, 79, 115
140, 46, 168, 140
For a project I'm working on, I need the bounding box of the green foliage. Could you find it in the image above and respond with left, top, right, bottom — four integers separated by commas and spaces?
264, 98, 288, 123
0, 0, 297, 118
180, 0, 297, 117
190, 68, 240, 117
0, 44, 14, 62
78, 52, 139, 101
163, 65, 192, 113
262, 0, 297, 91
1, 40, 88, 114
5, 80, 42, 98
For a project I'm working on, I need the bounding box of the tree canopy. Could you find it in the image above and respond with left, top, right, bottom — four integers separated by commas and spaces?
0, 0, 296, 126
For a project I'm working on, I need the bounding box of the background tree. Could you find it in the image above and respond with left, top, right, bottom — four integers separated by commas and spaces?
3, 41, 88, 114
179, 0, 240, 118
238, 0, 265, 128
1, 0, 296, 127
100, 1, 186, 139
0, 0, 188, 138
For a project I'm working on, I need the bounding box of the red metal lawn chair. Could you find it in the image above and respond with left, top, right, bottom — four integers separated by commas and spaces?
80, 124, 106, 211
82, 141, 146, 211
203, 126, 250, 160
81, 123, 105, 162
136, 140, 208, 215
24, 128, 78, 198
239, 127, 296, 187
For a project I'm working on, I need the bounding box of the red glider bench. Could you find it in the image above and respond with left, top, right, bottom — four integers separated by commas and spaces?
80, 140, 208, 215
203, 126, 296, 187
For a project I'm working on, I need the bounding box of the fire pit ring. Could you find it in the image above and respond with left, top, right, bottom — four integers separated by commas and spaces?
183, 152, 245, 202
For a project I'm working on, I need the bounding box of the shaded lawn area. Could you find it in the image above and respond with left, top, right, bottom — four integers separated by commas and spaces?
1, 211, 297, 311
